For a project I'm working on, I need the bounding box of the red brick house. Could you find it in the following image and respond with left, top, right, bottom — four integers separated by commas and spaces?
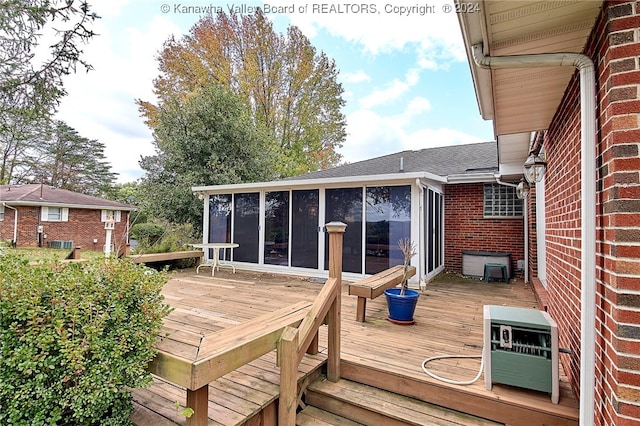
458, 1, 639, 424
0, 184, 135, 252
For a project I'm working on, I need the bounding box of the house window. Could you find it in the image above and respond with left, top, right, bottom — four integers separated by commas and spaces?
41, 207, 69, 222
483, 184, 523, 217
101, 210, 122, 222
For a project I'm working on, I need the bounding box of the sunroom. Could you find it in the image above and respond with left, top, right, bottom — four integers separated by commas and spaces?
192, 142, 504, 284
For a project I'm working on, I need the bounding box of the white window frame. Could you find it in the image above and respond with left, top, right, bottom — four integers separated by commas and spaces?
41, 207, 69, 222
101, 210, 122, 222
483, 183, 523, 218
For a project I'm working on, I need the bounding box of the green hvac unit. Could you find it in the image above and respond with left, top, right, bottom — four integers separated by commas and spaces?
483, 305, 559, 403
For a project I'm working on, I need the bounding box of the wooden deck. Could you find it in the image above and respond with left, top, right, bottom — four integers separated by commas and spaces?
131, 268, 579, 425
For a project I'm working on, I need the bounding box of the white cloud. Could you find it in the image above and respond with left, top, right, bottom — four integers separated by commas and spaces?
340, 107, 484, 164
56, 12, 182, 182
280, 0, 465, 68
405, 97, 432, 116
341, 70, 371, 84
404, 128, 485, 151
359, 67, 421, 109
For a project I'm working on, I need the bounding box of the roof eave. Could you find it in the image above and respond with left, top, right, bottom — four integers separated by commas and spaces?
3, 201, 136, 211
192, 172, 448, 194
446, 172, 497, 184
456, 1, 494, 123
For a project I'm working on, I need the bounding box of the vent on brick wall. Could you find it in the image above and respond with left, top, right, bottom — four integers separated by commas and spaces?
50, 240, 73, 249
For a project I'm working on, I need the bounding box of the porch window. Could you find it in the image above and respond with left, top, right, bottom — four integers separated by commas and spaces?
208, 194, 232, 260
483, 184, 523, 217
365, 186, 411, 274
325, 187, 363, 274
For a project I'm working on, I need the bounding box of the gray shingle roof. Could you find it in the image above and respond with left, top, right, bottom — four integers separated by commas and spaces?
287, 141, 498, 180
0, 184, 135, 210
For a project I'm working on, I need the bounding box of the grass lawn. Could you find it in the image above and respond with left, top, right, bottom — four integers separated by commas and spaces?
4, 247, 108, 263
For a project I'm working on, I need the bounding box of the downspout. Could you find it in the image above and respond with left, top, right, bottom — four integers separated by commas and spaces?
3, 203, 18, 245
494, 176, 529, 283
416, 178, 428, 288
473, 44, 596, 425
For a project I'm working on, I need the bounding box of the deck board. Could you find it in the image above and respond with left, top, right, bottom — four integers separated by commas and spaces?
132, 269, 579, 425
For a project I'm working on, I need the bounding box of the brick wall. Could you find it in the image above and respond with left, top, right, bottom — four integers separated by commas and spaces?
444, 183, 525, 276
543, 2, 640, 424
0, 206, 129, 252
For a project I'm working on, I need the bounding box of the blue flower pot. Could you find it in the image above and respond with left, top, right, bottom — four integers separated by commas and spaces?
384, 288, 420, 325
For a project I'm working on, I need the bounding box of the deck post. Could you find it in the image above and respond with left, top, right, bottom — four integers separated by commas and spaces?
325, 221, 346, 383
186, 385, 209, 426
278, 326, 299, 426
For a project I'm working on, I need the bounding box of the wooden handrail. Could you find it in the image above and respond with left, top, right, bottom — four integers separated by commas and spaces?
295, 277, 340, 364
277, 222, 346, 425
148, 222, 346, 426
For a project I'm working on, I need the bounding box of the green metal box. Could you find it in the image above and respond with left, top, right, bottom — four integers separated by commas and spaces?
483, 305, 559, 403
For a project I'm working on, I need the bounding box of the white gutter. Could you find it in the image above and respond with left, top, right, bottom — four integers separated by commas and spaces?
446, 172, 497, 184
0, 201, 136, 211
473, 44, 596, 424
3, 203, 18, 245
192, 171, 447, 194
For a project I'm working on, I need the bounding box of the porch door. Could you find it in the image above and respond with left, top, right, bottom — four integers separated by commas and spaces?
208, 194, 232, 260
291, 190, 319, 269
324, 188, 363, 274
233, 193, 260, 263
264, 191, 290, 266
425, 188, 443, 274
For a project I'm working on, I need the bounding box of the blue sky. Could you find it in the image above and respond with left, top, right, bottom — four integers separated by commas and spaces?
56, 0, 494, 182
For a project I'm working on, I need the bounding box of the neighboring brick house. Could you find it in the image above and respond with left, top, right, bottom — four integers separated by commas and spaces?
192, 141, 525, 284
458, 1, 639, 424
0, 184, 135, 252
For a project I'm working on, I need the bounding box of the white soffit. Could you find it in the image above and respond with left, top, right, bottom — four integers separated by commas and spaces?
497, 132, 531, 177
458, 0, 602, 136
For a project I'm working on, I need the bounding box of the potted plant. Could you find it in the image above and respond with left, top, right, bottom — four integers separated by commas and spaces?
384, 238, 420, 324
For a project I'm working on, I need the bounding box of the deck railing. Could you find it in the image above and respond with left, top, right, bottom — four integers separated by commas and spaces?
277, 221, 345, 425
148, 222, 346, 426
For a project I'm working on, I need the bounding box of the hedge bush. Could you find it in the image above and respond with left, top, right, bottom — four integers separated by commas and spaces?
130, 223, 164, 247
0, 255, 171, 425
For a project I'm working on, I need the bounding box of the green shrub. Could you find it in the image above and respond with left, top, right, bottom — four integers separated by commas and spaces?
0, 255, 171, 425
131, 222, 199, 269
130, 223, 164, 247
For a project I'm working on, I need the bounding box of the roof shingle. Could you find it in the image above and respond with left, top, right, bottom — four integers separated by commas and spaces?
0, 184, 135, 210
287, 141, 498, 181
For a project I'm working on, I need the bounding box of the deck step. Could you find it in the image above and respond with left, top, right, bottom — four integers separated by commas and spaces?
297, 406, 364, 425
304, 376, 502, 426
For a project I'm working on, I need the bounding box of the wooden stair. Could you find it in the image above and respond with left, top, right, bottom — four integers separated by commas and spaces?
297, 406, 364, 425
299, 376, 502, 426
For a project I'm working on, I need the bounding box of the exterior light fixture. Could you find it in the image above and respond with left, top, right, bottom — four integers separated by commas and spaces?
516, 178, 530, 199
523, 152, 547, 183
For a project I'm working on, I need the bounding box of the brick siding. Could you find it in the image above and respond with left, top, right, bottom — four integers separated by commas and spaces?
0, 206, 129, 253
542, 2, 640, 424
444, 183, 525, 276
